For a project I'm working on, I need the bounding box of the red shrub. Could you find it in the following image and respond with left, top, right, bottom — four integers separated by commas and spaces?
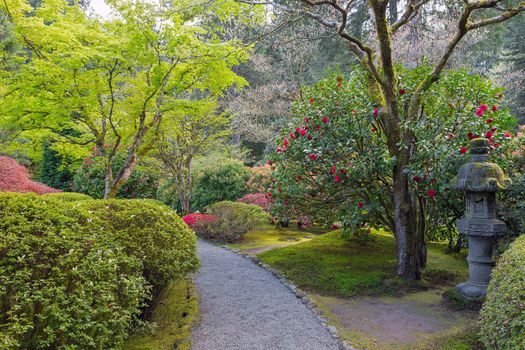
237, 192, 270, 211
182, 213, 218, 227
0, 156, 61, 195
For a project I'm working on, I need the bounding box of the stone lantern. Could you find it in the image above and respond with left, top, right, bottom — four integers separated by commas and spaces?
451, 138, 511, 300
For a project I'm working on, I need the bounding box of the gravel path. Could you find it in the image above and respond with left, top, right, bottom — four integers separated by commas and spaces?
192, 240, 340, 350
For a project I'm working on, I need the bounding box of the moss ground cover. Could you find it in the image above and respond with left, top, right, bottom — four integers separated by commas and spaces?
124, 278, 199, 350
258, 229, 467, 297
227, 223, 329, 253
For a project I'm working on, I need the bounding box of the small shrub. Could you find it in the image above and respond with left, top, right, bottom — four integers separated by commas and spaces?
192, 159, 250, 210
0, 156, 61, 194
197, 201, 268, 242
479, 235, 525, 349
237, 192, 269, 211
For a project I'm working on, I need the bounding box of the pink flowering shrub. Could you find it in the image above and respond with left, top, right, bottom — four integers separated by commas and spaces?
237, 192, 270, 211
0, 156, 61, 194
182, 213, 218, 226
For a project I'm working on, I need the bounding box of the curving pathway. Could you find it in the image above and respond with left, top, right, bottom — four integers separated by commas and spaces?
192, 240, 340, 350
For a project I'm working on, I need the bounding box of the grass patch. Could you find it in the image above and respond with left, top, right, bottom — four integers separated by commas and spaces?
124, 278, 199, 350
258, 230, 468, 297
227, 223, 328, 252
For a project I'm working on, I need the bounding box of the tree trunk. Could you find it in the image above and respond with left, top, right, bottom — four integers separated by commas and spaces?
392, 161, 426, 279
104, 152, 138, 199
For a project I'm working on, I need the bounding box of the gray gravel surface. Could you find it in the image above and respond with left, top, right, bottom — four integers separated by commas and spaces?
192, 240, 340, 350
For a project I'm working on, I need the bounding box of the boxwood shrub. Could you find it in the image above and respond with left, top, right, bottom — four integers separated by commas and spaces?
479, 235, 525, 349
0, 193, 199, 350
41, 192, 92, 202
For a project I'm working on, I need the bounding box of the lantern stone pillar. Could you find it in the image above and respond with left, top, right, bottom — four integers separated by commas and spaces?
451, 138, 511, 300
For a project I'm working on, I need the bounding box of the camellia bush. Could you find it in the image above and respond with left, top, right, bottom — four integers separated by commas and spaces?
267, 67, 522, 247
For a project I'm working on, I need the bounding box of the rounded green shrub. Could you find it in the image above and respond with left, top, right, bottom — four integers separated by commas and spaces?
75, 199, 200, 297
0, 193, 147, 350
195, 201, 268, 242
0, 193, 199, 350
479, 235, 525, 349
41, 192, 92, 202
192, 159, 250, 210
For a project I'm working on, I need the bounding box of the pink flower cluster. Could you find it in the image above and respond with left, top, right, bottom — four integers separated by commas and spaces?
182, 213, 218, 227
0, 156, 61, 195
237, 193, 270, 211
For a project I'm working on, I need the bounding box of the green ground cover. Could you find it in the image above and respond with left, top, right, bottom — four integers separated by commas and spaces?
124, 278, 199, 350
258, 229, 467, 297
227, 223, 329, 252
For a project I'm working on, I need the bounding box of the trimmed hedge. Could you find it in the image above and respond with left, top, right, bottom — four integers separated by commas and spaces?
0, 193, 199, 350
479, 235, 525, 349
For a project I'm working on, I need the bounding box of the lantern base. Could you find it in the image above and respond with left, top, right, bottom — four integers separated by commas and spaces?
455, 281, 487, 300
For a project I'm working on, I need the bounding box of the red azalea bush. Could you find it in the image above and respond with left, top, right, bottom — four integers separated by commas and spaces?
0, 156, 61, 194
182, 213, 218, 226
267, 67, 522, 246
237, 192, 270, 211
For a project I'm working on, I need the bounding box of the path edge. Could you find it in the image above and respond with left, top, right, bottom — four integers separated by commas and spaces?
220, 245, 358, 350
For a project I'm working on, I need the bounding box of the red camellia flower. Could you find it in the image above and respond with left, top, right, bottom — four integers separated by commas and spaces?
329, 165, 336, 174
480, 104, 488, 112
331, 224, 339, 230
412, 175, 421, 182
283, 137, 289, 147
371, 127, 377, 133
340, 168, 346, 174
475, 108, 484, 117
309, 98, 315, 103
266, 160, 272, 165
276, 146, 283, 153
304, 117, 310, 123
373, 108, 379, 118
307, 134, 313, 140
352, 109, 357, 114
491, 127, 497, 133
308, 153, 318, 161
289, 132, 295, 139
266, 192, 272, 197
399, 88, 406, 95
314, 124, 321, 131
427, 189, 437, 197
430, 178, 437, 184
277, 186, 281, 193
492, 105, 498, 112
299, 128, 307, 136
357, 202, 364, 209
504, 131, 512, 139
459, 147, 468, 154
486, 118, 493, 124
334, 175, 342, 183
486, 131, 493, 141
322, 116, 329, 124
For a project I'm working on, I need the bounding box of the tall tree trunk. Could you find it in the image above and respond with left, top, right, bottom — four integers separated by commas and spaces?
392, 161, 422, 279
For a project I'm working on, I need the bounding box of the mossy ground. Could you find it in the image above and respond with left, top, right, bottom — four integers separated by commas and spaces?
258, 229, 467, 297
124, 278, 199, 350
251, 229, 480, 349
227, 223, 328, 253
